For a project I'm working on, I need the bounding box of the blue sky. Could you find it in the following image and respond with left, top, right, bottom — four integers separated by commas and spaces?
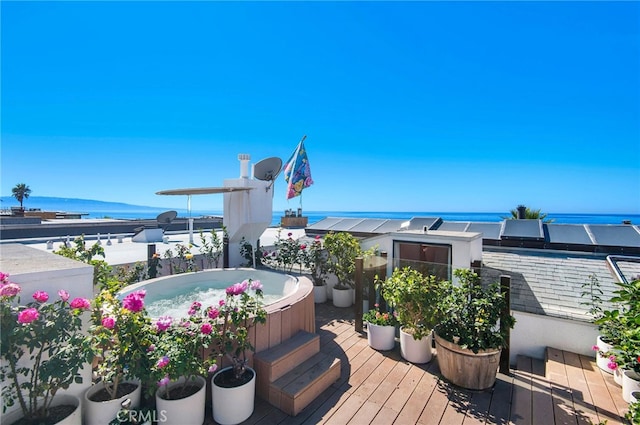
2, 1, 639, 214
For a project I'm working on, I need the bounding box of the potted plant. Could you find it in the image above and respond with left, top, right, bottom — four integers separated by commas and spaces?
84, 286, 153, 425
382, 267, 445, 363
607, 276, 640, 402
581, 274, 625, 374
434, 268, 516, 390
301, 235, 329, 303
323, 232, 374, 308
363, 302, 398, 351
0, 273, 92, 425
148, 301, 219, 425
209, 278, 267, 425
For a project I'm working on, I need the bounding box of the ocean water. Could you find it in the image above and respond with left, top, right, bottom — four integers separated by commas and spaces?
2, 196, 637, 226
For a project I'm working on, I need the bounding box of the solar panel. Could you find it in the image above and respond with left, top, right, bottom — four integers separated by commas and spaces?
372, 219, 406, 233
306, 217, 344, 230
437, 221, 471, 232
546, 224, 594, 245
349, 219, 393, 233
467, 222, 503, 240
502, 219, 544, 240
328, 218, 368, 232
403, 217, 442, 231
588, 225, 640, 247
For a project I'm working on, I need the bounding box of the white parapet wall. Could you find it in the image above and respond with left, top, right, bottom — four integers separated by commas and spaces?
509, 310, 599, 365
0, 243, 95, 410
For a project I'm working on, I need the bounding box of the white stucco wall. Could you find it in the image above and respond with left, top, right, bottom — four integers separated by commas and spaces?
509, 310, 599, 365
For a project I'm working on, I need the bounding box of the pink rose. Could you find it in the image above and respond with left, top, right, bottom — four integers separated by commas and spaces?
0, 272, 9, 283
591, 345, 599, 352
156, 316, 172, 331
201, 323, 212, 335
207, 307, 220, 320
250, 280, 263, 291
32, 291, 49, 303
208, 364, 218, 374
70, 297, 91, 310
156, 356, 170, 368
226, 281, 248, 296
122, 290, 146, 312
158, 375, 170, 386
58, 290, 70, 301
101, 316, 116, 329
0, 283, 21, 298
18, 308, 39, 324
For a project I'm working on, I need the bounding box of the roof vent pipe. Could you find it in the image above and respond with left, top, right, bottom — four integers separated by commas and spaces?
238, 154, 251, 179
517, 205, 527, 219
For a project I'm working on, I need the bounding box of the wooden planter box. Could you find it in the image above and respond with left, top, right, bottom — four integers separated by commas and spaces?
280, 216, 308, 228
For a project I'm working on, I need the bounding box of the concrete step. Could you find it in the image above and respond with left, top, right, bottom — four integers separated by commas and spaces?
269, 351, 341, 416
254, 330, 320, 401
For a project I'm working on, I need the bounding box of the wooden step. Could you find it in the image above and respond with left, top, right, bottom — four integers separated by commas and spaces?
254, 330, 320, 400
269, 351, 341, 416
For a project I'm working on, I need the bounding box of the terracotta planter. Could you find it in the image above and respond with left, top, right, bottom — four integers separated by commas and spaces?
211, 366, 256, 425
83, 380, 141, 425
155, 375, 206, 425
367, 322, 396, 351
434, 333, 501, 390
400, 327, 432, 364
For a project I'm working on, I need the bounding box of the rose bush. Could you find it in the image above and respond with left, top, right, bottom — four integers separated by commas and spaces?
0, 272, 92, 423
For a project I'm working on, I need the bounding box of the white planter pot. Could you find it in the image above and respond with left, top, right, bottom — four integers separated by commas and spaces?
595, 335, 615, 374
622, 370, 640, 403
614, 367, 624, 386
367, 322, 396, 351
332, 287, 353, 308
211, 366, 256, 425
400, 327, 433, 364
325, 274, 338, 300
155, 375, 206, 425
2, 394, 81, 425
83, 380, 141, 425
631, 390, 640, 403
313, 284, 327, 303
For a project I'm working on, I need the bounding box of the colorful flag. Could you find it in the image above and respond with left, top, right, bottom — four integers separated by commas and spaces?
284, 136, 314, 200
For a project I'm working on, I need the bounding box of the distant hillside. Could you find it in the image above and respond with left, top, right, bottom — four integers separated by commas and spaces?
0, 196, 169, 213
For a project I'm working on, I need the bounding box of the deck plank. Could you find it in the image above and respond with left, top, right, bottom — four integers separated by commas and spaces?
531, 357, 555, 425
510, 355, 533, 425
207, 304, 633, 425
578, 354, 624, 425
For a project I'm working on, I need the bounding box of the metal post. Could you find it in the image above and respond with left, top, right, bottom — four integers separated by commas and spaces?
499, 274, 511, 374
147, 244, 157, 279
223, 235, 229, 269
355, 257, 363, 333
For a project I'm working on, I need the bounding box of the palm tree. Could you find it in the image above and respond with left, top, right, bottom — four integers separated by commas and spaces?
11, 183, 31, 209
503, 204, 554, 223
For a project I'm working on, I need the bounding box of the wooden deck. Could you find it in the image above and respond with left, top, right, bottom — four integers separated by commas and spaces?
207, 302, 630, 425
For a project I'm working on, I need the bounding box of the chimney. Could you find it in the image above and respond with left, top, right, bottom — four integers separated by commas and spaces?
238, 154, 250, 179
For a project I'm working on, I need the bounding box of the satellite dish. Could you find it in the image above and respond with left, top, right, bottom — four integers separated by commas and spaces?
156, 210, 178, 230
253, 157, 282, 181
